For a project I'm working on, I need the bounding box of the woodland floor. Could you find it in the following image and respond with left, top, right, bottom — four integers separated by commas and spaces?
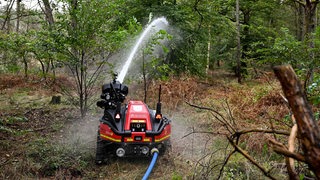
0, 69, 311, 179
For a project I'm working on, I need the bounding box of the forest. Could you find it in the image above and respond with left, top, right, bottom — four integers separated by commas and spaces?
1, 0, 320, 179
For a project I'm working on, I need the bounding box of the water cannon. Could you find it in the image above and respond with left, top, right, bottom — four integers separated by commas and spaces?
97, 74, 128, 109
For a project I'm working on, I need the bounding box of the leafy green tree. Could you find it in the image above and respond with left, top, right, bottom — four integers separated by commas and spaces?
0, 32, 32, 77
51, 0, 140, 117
259, 28, 307, 67
26, 30, 53, 79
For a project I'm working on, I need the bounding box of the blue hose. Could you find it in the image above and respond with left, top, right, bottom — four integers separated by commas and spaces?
142, 148, 159, 180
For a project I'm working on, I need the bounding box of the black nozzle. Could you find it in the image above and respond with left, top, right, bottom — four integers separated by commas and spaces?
155, 85, 162, 120
112, 73, 118, 83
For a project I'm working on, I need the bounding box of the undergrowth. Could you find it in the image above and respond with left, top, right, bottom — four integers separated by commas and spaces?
1, 71, 319, 179
27, 137, 92, 178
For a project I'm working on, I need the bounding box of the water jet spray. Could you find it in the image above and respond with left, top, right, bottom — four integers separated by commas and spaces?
117, 17, 169, 83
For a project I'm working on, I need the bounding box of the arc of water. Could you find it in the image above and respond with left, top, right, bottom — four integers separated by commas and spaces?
117, 17, 169, 83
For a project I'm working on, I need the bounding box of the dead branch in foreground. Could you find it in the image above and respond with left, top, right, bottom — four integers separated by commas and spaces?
273, 65, 320, 179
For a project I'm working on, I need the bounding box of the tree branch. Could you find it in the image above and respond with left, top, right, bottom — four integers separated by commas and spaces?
268, 138, 306, 162
228, 137, 277, 180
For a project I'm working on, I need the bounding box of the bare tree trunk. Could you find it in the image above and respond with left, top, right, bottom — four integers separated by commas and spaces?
23, 54, 28, 79
142, 52, 147, 103
16, 0, 20, 33
206, 27, 211, 80
236, 0, 241, 83
289, 0, 319, 90
302, 0, 319, 89
51, 59, 56, 81
1, 0, 15, 32
39, 59, 46, 78
39, 0, 56, 78
79, 51, 85, 118
41, 0, 55, 27
273, 65, 320, 179
297, 3, 305, 41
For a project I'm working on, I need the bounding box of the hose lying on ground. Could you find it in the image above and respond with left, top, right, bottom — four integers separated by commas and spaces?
142, 148, 159, 180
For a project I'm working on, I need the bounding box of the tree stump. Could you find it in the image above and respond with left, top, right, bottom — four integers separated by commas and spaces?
50, 95, 61, 104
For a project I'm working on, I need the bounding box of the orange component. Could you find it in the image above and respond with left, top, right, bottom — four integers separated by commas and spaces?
156, 114, 162, 119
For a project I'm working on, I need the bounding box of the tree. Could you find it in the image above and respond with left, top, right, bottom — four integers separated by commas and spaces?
52, 0, 140, 117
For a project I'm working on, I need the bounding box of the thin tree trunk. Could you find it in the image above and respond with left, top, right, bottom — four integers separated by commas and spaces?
41, 0, 55, 27
236, 0, 241, 83
303, 0, 319, 89
296, 3, 305, 41
16, 0, 20, 33
142, 52, 147, 103
39, 59, 46, 78
206, 27, 211, 79
1, 0, 15, 31
80, 51, 85, 118
23, 54, 28, 79
51, 59, 56, 81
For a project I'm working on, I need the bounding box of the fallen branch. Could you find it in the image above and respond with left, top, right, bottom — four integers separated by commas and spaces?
228, 137, 277, 180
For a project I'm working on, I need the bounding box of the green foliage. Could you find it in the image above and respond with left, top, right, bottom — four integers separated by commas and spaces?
142, 29, 172, 80
0, 32, 31, 73
307, 72, 320, 106
259, 28, 306, 66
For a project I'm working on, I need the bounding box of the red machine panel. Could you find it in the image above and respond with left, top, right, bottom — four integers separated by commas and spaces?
124, 101, 152, 131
